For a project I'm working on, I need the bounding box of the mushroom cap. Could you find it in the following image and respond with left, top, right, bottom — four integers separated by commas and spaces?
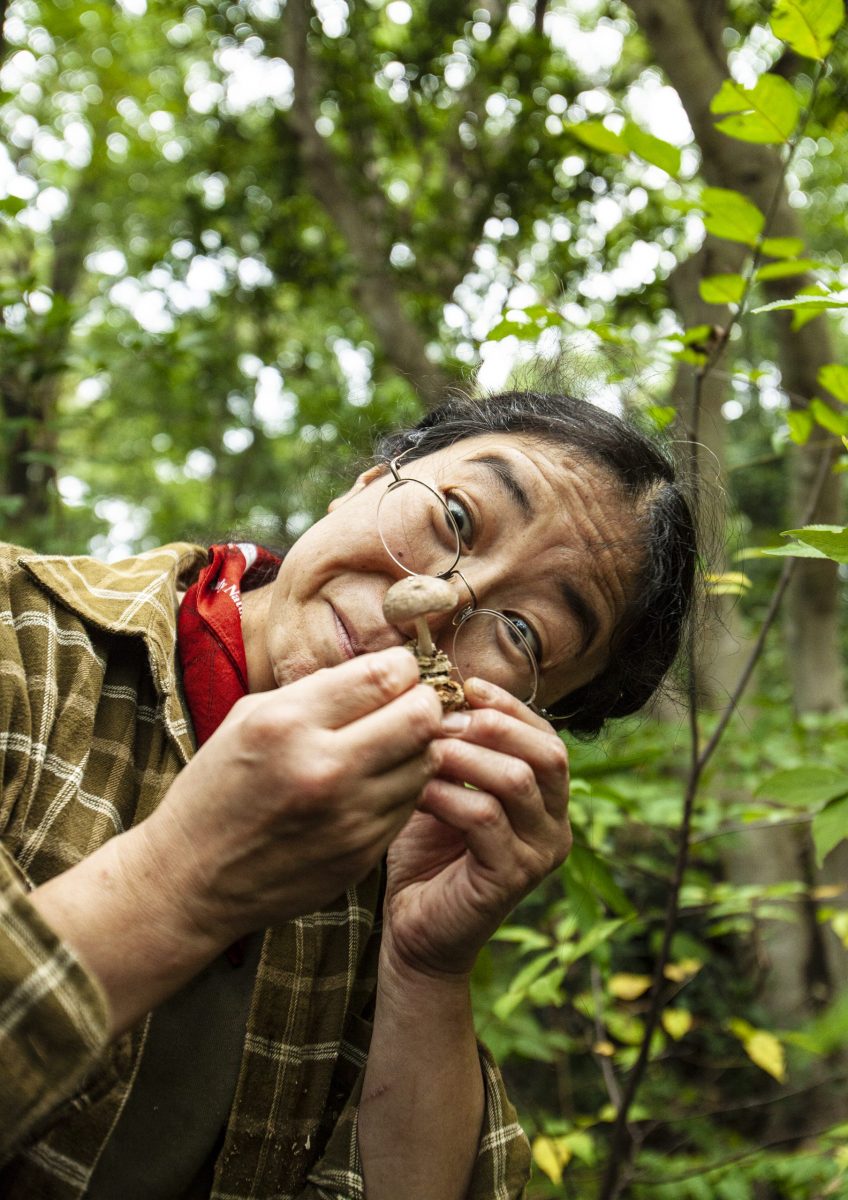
382, 575, 458, 623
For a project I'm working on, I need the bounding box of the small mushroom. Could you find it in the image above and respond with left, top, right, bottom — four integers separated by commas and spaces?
382, 575, 457, 656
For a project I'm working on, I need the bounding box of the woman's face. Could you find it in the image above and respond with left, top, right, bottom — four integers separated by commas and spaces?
252, 433, 640, 709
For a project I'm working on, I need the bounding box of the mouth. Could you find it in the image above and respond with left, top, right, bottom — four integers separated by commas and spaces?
330, 603, 363, 661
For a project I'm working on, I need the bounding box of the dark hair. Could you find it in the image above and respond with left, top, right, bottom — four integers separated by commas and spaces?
375, 390, 697, 737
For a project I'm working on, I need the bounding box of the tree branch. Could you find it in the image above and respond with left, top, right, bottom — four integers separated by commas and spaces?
281, 0, 453, 409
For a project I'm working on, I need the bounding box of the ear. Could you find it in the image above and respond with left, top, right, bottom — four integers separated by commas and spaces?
327, 463, 387, 512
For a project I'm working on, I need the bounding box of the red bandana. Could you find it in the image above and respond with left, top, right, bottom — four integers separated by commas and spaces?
177, 542, 282, 747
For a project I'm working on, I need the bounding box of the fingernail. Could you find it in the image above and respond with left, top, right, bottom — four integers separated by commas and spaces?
441, 711, 471, 734
466, 678, 493, 701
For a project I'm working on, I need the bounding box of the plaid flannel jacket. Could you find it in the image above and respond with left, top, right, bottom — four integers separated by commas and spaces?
0, 543, 531, 1198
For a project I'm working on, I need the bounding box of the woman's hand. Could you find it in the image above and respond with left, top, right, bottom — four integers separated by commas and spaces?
381, 677, 572, 982
141, 646, 443, 948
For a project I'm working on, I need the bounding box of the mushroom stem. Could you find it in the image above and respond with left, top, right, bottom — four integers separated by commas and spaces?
414, 616, 434, 656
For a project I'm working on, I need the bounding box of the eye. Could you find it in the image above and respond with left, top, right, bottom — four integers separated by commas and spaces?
504, 613, 542, 663
445, 493, 475, 549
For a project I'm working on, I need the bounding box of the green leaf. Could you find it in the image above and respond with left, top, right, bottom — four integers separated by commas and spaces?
699, 273, 746, 305
0, 195, 26, 217
621, 121, 681, 175
770, 0, 845, 59
756, 765, 848, 808
700, 187, 765, 246
491, 925, 553, 952
783, 523, 848, 562
711, 74, 801, 144
819, 363, 848, 402
565, 843, 636, 918
755, 258, 821, 280
810, 397, 848, 435
679, 323, 714, 346
813, 793, 848, 865
762, 236, 806, 258
753, 291, 848, 315
787, 408, 814, 444
645, 404, 677, 432
566, 917, 630, 965
762, 542, 829, 559
569, 121, 628, 156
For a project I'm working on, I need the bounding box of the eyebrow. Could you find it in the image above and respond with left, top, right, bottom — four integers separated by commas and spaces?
470, 454, 534, 517
469, 453, 600, 659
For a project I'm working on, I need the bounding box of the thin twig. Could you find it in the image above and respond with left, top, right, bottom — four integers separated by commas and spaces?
597, 60, 830, 1200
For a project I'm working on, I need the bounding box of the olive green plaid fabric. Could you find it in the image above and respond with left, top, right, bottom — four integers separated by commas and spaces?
0, 543, 531, 1199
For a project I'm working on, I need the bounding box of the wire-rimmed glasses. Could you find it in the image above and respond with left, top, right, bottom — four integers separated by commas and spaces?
376, 453, 540, 706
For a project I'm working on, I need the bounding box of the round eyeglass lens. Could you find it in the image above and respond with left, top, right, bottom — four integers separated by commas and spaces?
452, 610, 538, 705
377, 478, 460, 578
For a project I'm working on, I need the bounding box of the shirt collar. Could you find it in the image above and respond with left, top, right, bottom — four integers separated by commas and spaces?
19, 543, 208, 699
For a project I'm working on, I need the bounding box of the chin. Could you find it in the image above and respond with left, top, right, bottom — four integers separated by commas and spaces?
272, 652, 321, 688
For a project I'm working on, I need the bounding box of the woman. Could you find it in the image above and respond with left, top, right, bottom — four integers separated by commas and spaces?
0, 390, 696, 1198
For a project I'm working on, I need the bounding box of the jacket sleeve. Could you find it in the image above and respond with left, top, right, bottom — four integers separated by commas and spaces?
0, 850, 110, 1162
300, 1041, 530, 1200
0, 556, 110, 1162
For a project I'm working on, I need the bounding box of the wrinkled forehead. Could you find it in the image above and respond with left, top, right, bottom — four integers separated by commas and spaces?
422, 432, 635, 533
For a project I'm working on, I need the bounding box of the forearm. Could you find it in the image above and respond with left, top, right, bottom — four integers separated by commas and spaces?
358, 951, 484, 1200
28, 819, 224, 1038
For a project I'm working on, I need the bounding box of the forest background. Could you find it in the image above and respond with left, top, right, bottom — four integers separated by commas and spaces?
2, 0, 848, 1195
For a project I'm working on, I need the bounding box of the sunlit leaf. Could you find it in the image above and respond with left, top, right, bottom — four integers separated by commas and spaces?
754, 290, 848, 315
609, 973, 652, 1000
782, 524, 848, 563
711, 74, 800, 144
661, 1009, 694, 1040
755, 765, 848, 808
700, 187, 765, 246
664, 958, 703, 983
810, 398, 848, 435
755, 258, 821, 281
744, 1030, 787, 1081
819, 363, 848, 403
532, 1136, 572, 1184
787, 408, 814, 444
569, 121, 628, 156
699, 273, 747, 305
593, 1039, 615, 1056
770, 0, 845, 59
762, 236, 806, 258
622, 121, 681, 175
761, 542, 829, 558
813, 793, 848, 865
645, 404, 677, 432
705, 570, 752, 595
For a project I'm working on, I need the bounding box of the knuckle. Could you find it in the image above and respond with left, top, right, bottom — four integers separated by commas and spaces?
544, 736, 569, 778
360, 653, 408, 705
407, 687, 442, 738
475, 794, 502, 829
503, 761, 536, 801
295, 757, 341, 805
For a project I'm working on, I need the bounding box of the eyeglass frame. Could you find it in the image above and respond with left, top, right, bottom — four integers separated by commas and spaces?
378, 449, 544, 711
